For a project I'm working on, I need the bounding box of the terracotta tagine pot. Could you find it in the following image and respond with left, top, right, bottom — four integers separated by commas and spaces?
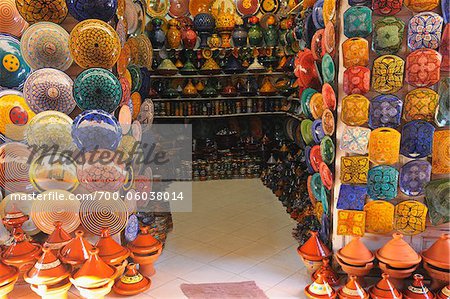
24, 246, 72, 299
312, 258, 340, 287
403, 274, 435, 299
337, 275, 369, 299
335, 237, 374, 285
70, 247, 116, 299
44, 221, 73, 254
305, 273, 337, 299
369, 273, 403, 299
421, 234, 450, 290
376, 233, 422, 289
0, 261, 19, 299
2, 210, 28, 235
127, 226, 163, 277
297, 231, 332, 274
59, 230, 93, 268
2, 232, 42, 282
95, 227, 130, 280
436, 285, 450, 299
112, 263, 151, 296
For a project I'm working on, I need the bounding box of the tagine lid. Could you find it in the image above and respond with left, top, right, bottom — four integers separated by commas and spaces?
59, 230, 93, 265
305, 273, 337, 299
369, 273, 403, 299
437, 285, 450, 299
0, 260, 19, 286
403, 274, 434, 299
72, 247, 117, 288
1, 232, 42, 263
45, 221, 72, 249
421, 233, 450, 269
25, 246, 71, 286
112, 263, 151, 295
336, 236, 374, 265
338, 275, 369, 299
127, 226, 162, 255
297, 231, 332, 261
96, 227, 130, 265
312, 258, 340, 286
376, 233, 422, 267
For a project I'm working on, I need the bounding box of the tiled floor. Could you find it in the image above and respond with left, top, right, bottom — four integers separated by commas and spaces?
11, 179, 309, 298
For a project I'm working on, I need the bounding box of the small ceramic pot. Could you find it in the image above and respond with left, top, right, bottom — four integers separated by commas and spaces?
305, 273, 337, 298
337, 275, 369, 299
403, 274, 435, 299
113, 263, 151, 296
369, 273, 403, 299
127, 226, 163, 277
312, 258, 340, 286
232, 24, 248, 47
436, 285, 450, 299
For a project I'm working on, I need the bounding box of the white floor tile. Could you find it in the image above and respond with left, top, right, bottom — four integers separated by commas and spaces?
240, 262, 298, 289
178, 265, 235, 283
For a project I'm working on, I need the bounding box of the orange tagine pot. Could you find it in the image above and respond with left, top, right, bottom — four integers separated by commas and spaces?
312, 258, 340, 287
2, 210, 28, 235
298, 231, 332, 274
44, 221, 73, 253
421, 234, 450, 290
127, 226, 163, 277
369, 273, 403, 299
305, 273, 337, 299
403, 274, 435, 299
95, 227, 130, 279
59, 230, 93, 267
437, 285, 450, 299
0, 261, 19, 299
337, 275, 369, 299
112, 263, 151, 296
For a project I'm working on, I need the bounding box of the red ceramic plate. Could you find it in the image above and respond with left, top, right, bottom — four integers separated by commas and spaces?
236, 0, 259, 16
311, 29, 325, 61
319, 162, 333, 190
297, 49, 320, 89
169, 0, 190, 17
322, 83, 336, 111
309, 145, 323, 172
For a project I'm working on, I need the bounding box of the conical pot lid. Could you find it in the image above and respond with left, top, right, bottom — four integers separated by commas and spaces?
437, 285, 450, 299
247, 57, 265, 72
403, 274, 434, 299
112, 263, 151, 295
25, 246, 70, 286
338, 275, 369, 299
2, 232, 41, 263
376, 233, 421, 268
96, 227, 130, 265
59, 230, 93, 265
157, 59, 178, 71
312, 258, 340, 286
45, 221, 72, 249
0, 260, 19, 286
180, 59, 197, 73
336, 237, 374, 265
72, 247, 116, 289
305, 273, 336, 298
298, 231, 331, 261
127, 226, 162, 255
421, 234, 450, 269
369, 273, 402, 299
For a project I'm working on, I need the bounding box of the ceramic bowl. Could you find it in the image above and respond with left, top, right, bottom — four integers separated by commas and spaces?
15, 0, 68, 24
0, 0, 29, 37
0, 34, 31, 89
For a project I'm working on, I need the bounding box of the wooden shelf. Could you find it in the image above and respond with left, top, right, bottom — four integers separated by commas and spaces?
154, 111, 304, 119
151, 95, 286, 101
148, 71, 288, 79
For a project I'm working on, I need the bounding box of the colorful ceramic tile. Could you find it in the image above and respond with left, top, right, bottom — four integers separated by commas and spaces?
440, 24, 450, 72
443, 0, 450, 23
432, 130, 450, 174
403, 88, 439, 122
372, 55, 404, 93
341, 94, 370, 126
372, 0, 402, 15
342, 37, 369, 68
343, 6, 373, 38
372, 16, 405, 55
407, 12, 443, 50
340, 156, 369, 184
368, 94, 402, 129
340, 126, 371, 154
425, 179, 450, 226
367, 165, 399, 200
399, 160, 431, 196
369, 127, 401, 165
337, 184, 367, 211
394, 200, 428, 235
436, 77, 450, 127
404, 0, 439, 11
322, 53, 335, 83
343, 66, 370, 95
337, 210, 366, 237
400, 120, 435, 158
405, 49, 442, 87
364, 200, 394, 234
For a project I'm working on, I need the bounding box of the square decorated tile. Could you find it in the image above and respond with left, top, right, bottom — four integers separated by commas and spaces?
340, 156, 370, 184
337, 210, 366, 237
336, 184, 367, 211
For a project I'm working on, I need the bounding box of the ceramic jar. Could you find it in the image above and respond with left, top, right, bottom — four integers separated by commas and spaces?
96, 227, 130, 280
167, 19, 182, 49
182, 24, 197, 49
208, 34, 222, 48
215, 8, 236, 48
59, 230, 93, 268
297, 231, 332, 274
194, 13, 215, 48
232, 24, 248, 47
127, 226, 163, 277
148, 18, 166, 49
248, 17, 263, 47
421, 234, 450, 290
113, 263, 151, 296
403, 274, 435, 299
337, 275, 369, 299
264, 16, 279, 47
0, 261, 19, 299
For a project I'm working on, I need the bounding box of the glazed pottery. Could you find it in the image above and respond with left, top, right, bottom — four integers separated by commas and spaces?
157, 59, 178, 75
343, 6, 372, 38
364, 200, 394, 234
341, 94, 369, 126
113, 263, 151, 295
340, 126, 371, 155
338, 275, 369, 299
2, 209, 28, 236
369, 94, 402, 129
394, 200, 428, 236
340, 156, 369, 184
372, 54, 404, 93
369, 127, 401, 165
437, 285, 450, 299
400, 120, 435, 158
337, 210, 365, 237
309, 93, 325, 119
312, 0, 324, 29
305, 273, 336, 299
336, 184, 366, 211
376, 233, 421, 270
403, 274, 435, 299
342, 38, 369, 68
372, 17, 405, 55
312, 258, 340, 287
236, 0, 259, 16
297, 231, 331, 274
167, 19, 182, 49
15, 0, 68, 24
343, 66, 370, 95
208, 33, 222, 48
405, 49, 441, 88
23, 68, 75, 114
147, 0, 169, 16
0, 34, 31, 90
0, 0, 28, 37
432, 130, 450, 174
404, 0, 439, 11
69, 19, 121, 69
215, 6, 235, 48
127, 226, 163, 277
399, 160, 431, 196
321, 83, 336, 111
367, 166, 398, 200
20, 22, 72, 71
0, 261, 19, 299
248, 16, 263, 47
263, 16, 279, 47
194, 13, 215, 48
96, 227, 130, 278
148, 18, 166, 49
67, 0, 117, 22
369, 273, 403, 299
44, 221, 72, 252
425, 180, 450, 226
169, 0, 189, 17
232, 23, 248, 47
440, 25, 449, 72
407, 12, 443, 50
181, 24, 197, 49
403, 88, 439, 122
59, 230, 93, 267
128, 65, 142, 92
322, 53, 335, 84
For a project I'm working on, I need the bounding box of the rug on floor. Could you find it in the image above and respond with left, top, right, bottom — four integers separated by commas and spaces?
180, 281, 269, 299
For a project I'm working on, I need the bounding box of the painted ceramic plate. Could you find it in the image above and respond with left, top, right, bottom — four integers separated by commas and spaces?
260, 0, 279, 14
236, 0, 259, 16
0, 0, 29, 38
119, 104, 132, 134
67, 0, 118, 22
0, 34, 31, 90
125, 214, 139, 242
189, 0, 213, 16
125, 0, 145, 35
169, 0, 189, 17
0, 94, 35, 140
146, 0, 169, 17
0, 142, 34, 192
15, 0, 68, 24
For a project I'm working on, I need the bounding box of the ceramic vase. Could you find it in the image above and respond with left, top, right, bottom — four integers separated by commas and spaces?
167, 19, 182, 49
182, 25, 197, 49
148, 18, 166, 49
264, 16, 279, 47
194, 13, 215, 48
232, 24, 248, 47
248, 17, 263, 47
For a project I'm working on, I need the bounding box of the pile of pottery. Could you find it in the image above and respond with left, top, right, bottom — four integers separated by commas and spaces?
421, 234, 450, 290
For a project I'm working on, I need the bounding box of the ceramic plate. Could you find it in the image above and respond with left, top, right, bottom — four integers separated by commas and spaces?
235, 0, 259, 16
0, 34, 31, 90
169, 0, 189, 17
260, 0, 279, 14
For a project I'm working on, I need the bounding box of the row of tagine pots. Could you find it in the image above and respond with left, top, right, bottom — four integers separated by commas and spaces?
0, 218, 163, 299
297, 231, 450, 298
